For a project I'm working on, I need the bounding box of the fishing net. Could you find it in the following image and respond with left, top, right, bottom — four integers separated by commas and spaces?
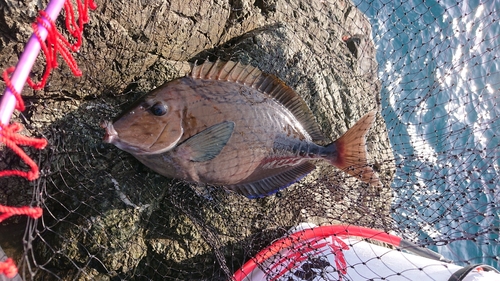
0, 0, 498, 280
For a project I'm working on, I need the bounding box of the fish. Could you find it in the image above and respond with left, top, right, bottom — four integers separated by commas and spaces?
102, 60, 381, 198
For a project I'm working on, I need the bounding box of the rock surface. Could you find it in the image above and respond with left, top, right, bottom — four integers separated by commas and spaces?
0, 0, 394, 279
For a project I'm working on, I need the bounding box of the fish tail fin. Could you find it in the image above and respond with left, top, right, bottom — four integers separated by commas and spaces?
325, 111, 382, 187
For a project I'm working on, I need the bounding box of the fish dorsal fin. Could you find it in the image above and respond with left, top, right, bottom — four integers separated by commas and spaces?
177, 121, 235, 162
190, 60, 327, 142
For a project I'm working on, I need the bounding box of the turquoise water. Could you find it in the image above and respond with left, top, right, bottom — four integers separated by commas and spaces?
353, 0, 500, 268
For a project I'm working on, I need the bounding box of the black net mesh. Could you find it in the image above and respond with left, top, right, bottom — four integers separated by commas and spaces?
0, 0, 498, 280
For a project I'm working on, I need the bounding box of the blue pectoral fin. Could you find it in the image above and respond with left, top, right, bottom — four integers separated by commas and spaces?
178, 121, 235, 162
227, 162, 316, 198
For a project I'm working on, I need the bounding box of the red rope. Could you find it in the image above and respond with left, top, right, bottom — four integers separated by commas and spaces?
27, 0, 98, 90
0, 205, 43, 223
0, 1, 96, 278
0, 123, 47, 181
1, 0, 96, 180
0, 258, 17, 278
0, 205, 42, 278
2, 68, 25, 111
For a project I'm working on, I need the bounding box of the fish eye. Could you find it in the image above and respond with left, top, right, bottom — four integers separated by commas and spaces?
150, 102, 168, 116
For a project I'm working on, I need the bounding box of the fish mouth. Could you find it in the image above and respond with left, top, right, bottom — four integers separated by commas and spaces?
101, 120, 154, 154
101, 120, 118, 144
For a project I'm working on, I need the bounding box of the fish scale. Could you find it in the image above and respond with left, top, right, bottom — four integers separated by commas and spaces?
102, 60, 381, 198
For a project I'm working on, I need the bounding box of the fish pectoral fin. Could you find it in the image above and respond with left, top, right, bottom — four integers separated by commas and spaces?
178, 121, 235, 162
227, 162, 316, 199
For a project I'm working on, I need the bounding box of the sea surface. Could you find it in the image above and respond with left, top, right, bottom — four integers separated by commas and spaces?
353, 0, 500, 268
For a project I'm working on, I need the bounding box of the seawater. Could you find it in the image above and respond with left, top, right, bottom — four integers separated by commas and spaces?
353, 0, 500, 268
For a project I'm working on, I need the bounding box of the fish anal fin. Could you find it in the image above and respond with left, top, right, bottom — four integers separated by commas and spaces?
227, 162, 316, 198
177, 121, 235, 162
327, 111, 382, 187
189, 60, 327, 142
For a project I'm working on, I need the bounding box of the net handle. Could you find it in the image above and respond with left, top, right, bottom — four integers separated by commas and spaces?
232, 225, 402, 280
0, 0, 66, 126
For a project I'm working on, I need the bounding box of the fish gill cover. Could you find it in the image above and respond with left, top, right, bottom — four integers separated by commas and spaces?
0, 0, 498, 280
